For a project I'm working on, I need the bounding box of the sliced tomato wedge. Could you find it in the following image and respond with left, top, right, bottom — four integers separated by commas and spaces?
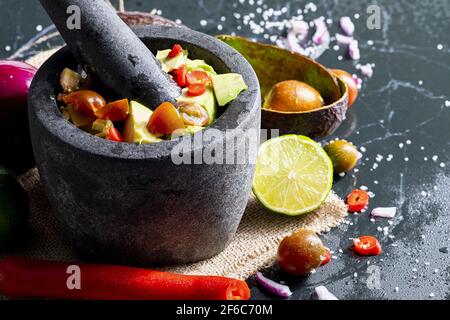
147, 102, 185, 135
168, 44, 183, 58
346, 189, 369, 212
353, 236, 382, 256
62, 90, 106, 118
187, 84, 206, 97
172, 65, 187, 87
106, 127, 123, 142
320, 248, 332, 266
95, 99, 130, 121
186, 70, 211, 86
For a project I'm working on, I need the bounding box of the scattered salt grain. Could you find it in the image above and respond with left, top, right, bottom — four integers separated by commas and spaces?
406, 140, 412, 145
432, 155, 438, 162
200, 20, 207, 26
445, 100, 450, 107
359, 63, 374, 78
36, 25, 43, 32
5, 45, 11, 52
437, 44, 443, 50
394, 287, 399, 292
404, 157, 409, 162
440, 163, 446, 168
399, 143, 404, 149
429, 293, 435, 298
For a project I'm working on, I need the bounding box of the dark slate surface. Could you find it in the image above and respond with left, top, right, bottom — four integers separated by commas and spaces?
1, 0, 449, 300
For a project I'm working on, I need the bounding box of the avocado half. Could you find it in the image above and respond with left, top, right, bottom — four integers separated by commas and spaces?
217, 35, 349, 140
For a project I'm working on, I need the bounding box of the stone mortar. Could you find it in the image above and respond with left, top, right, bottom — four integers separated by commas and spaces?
28, 25, 261, 266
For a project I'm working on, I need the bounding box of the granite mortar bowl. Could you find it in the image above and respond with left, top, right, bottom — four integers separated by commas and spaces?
28, 26, 261, 266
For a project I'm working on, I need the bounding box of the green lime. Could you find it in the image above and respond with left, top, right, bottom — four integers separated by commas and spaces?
253, 135, 333, 216
0, 166, 29, 249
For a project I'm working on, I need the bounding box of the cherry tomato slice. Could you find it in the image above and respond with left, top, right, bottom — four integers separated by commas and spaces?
187, 84, 206, 97
178, 102, 209, 126
106, 127, 123, 142
173, 65, 187, 87
186, 70, 210, 86
353, 236, 382, 256
168, 44, 183, 58
95, 99, 130, 122
147, 102, 185, 135
346, 189, 369, 212
320, 248, 332, 266
62, 90, 106, 118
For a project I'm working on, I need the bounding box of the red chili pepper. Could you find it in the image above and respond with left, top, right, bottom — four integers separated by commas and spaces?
186, 70, 211, 86
95, 99, 130, 121
352, 236, 382, 256
187, 83, 206, 97
168, 44, 183, 58
173, 65, 187, 87
0, 257, 251, 300
320, 248, 332, 266
106, 127, 123, 142
346, 189, 369, 212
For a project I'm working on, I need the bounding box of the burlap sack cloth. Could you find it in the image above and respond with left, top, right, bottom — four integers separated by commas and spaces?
7, 49, 348, 281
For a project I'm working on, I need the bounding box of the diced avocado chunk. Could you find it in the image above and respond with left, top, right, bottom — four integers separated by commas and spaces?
156, 49, 187, 73
177, 87, 217, 125
123, 101, 162, 144
186, 59, 217, 75
211, 73, 247, 107
171, 126, 204, 139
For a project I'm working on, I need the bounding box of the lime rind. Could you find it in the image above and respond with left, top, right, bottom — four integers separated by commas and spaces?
252, 135, 333, 216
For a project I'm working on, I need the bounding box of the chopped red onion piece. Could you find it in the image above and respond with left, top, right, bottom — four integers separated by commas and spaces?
292, 20, 309, 37
359, 63, 374, 78
255, 272, 293, 298
315, 286, 339, 300
349, 40, 360, 60
335, 33, 354, 46
371, 207, 396, 218
313, 18, 330, 45
286, 30, 306, 55
340, 16, 355, 36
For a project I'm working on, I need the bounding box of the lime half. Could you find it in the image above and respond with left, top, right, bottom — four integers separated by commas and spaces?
253, 135, 333, 216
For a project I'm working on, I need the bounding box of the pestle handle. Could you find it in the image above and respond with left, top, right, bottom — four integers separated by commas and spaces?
39, 0, 180, 107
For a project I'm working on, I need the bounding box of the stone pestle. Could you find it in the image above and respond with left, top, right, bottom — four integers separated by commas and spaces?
39, 0, 180, 107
